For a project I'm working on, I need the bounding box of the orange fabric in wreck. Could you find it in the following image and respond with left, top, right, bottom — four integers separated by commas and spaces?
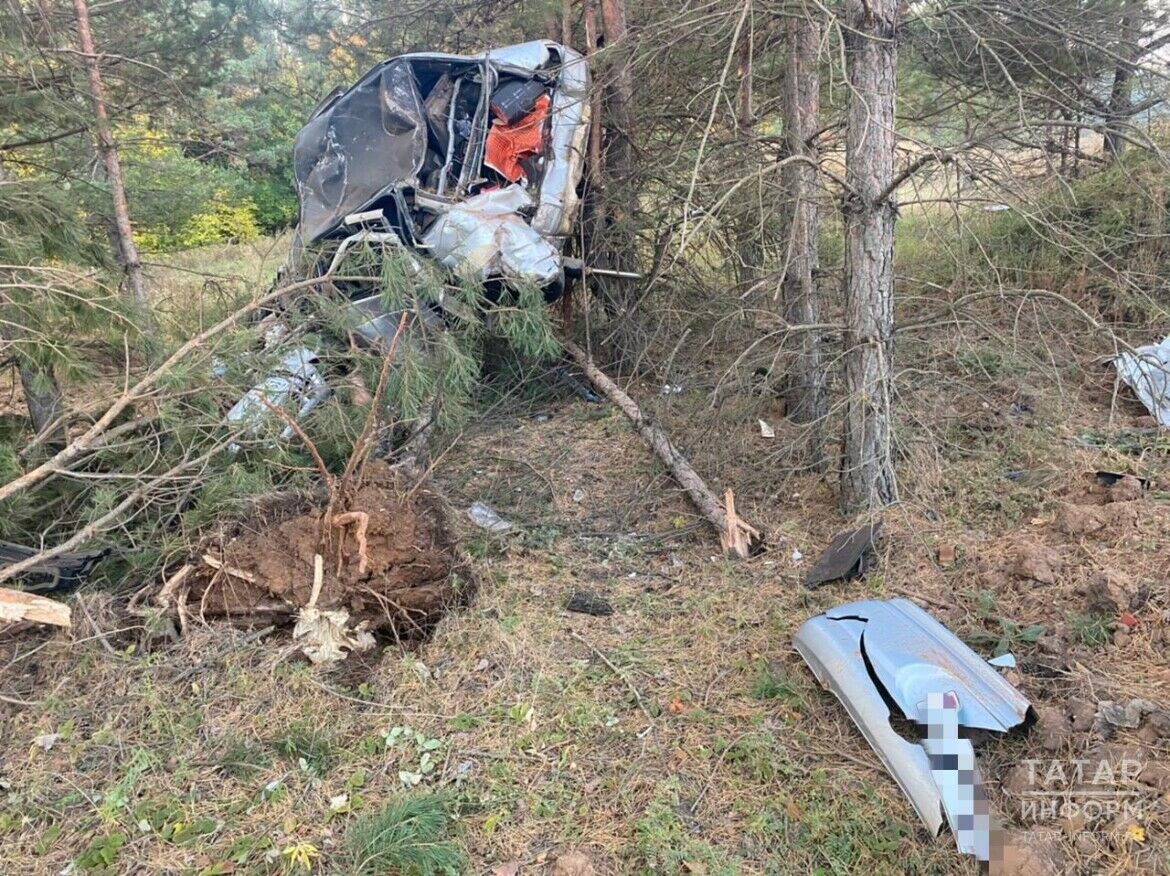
484, 94, 550, 183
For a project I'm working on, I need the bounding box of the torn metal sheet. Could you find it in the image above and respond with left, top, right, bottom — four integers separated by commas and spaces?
294, 58, 430, 244
794, 598, 1033, 862
226, 349, 331, 451
421, 185, 560, 284
1115, 336, 1170, 427
803, 522, 881, 588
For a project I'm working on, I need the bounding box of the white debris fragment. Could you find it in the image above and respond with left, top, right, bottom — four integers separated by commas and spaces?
1116, 336, 1170, 427
467, 502, 515, 533
758, 419, 775, 439
292, 605, 376, 665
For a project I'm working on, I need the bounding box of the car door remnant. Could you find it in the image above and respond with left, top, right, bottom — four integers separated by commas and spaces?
794, 598, 1034, 862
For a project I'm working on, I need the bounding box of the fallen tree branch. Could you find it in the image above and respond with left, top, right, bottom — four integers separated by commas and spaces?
0, 274, 335, 506
0, 587, 71, 627
562, 339, 759, 557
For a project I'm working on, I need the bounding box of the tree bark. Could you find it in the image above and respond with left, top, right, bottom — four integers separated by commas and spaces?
72, 0, 150, 310
780, 7, 826, 470
1104, 0, 1140, 160
840, 0, 898, 513
734, 21, 762, 288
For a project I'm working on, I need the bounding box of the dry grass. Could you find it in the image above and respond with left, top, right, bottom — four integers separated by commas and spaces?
3, 216, 1170, 873
4, 345, 1170, 875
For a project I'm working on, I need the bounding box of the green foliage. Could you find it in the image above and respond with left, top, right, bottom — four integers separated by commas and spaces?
340, 793, 465, 876
635, 780, 741, 875
1069, 612, 1114, 649
271, 722, 336, 778
247, 178, 299, 232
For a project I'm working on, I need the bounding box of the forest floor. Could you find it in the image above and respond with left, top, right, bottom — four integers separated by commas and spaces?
3, 237, 1170, 875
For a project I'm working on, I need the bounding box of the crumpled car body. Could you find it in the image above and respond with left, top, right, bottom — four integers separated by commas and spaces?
228, 41, 590, 449
794, 598, 1034, 862
292, 39, 589, 292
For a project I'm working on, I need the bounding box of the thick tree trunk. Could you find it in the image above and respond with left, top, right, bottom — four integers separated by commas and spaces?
583, 0, 641, 360
840, 0, 898, 513
780, 8, 826, 470
734, 23, 762, 288
1104, 0, 1139, 160
72, 0, 150, 310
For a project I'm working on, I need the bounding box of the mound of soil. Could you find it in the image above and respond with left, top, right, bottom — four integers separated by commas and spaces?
189, 461, 469, 638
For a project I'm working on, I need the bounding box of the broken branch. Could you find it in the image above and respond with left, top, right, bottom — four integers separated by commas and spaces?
0, 587, 71, 628
562, 339, 759, 557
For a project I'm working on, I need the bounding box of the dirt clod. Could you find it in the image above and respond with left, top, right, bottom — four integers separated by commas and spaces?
1037, 707, 1071, 751
187, 462, 468, 638
995, 830, 1066, 876
551, 851, 595, 876
1009, 542, 1063, 584
1105, 475, 1145, 503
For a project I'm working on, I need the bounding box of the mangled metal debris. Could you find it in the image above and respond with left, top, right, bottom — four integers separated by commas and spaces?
293, 39, 588, 289
794, 597, 1034, 862
230, 40, 590, 446
1115, 335, 1170, 427
803, 523, 881, 588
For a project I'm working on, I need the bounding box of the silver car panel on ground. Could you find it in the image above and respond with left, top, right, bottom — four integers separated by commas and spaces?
793, 597, 1033, 862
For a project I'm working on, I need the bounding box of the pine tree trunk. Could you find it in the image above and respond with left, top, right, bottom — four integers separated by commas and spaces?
1104, 0, 1139, 160
72, 0, 150, 311
840, 0, 898, 513
780, 7, 826, 470
734, 23, 762, 288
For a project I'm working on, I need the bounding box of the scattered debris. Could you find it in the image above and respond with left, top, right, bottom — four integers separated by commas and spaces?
565, 591, 613, 617
0, 542, 105, 593
467, 502, 515, 533
1095, 470, 1152, 491
758, 418, 775, 439
32, 732, 60, 751
794, 597, 1033, 862
803, 523, 881, 588
1115, 335, 1170, 427
988, 653, 1017, 669
0, 587, 71, 628
292, 555, 377, 664
1095, 698, 1160, 734
563, 339, 760, 557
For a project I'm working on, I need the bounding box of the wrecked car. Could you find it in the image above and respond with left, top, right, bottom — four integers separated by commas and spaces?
225, 40, 591, 441
293, 39, 588, 297
794, 598, 1035, 863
